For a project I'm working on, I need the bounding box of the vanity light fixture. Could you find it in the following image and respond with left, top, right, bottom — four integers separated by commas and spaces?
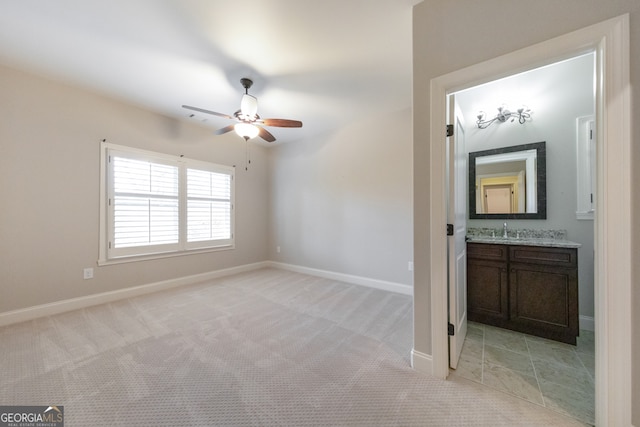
476, 106, 531, 129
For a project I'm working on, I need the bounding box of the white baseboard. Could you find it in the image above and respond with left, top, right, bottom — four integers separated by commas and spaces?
268, 261, 412, 296
580, 315, 595, 332
411, 349, 433, 375
0, 262, 269, 328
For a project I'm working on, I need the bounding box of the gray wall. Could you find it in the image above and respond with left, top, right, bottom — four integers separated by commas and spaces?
268, 109, 413, 286
0, 64, 270, 313
456, 53, 595, 319
412, 1, 639, 423
0, 58, 414, 319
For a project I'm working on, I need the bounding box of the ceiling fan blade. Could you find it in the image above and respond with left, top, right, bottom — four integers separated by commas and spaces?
258, 127, 276, 143
260, 118, 303, 128
182, 105, 235, 120
215, 124, 236, 135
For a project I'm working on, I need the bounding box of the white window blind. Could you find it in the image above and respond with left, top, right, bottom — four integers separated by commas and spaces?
187, 169, 232, 244
113, 157, 180, 249
101, 143, 234, 262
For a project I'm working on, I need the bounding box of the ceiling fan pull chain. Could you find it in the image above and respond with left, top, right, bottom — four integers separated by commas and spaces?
245, 139, 251, 171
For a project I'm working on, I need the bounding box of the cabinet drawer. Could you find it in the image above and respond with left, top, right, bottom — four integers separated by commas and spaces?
467, 243, 508, 261
509, 246, 577, 267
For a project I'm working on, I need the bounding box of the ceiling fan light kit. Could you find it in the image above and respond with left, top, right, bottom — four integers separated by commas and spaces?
182, 78, 302, 143
234, 122, 260, 140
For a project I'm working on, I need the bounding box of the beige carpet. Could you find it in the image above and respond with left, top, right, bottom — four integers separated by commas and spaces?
0, 268, 587, 426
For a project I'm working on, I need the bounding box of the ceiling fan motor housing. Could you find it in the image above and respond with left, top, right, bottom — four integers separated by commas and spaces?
238, 78, 257, 119
240, 94, 258, 120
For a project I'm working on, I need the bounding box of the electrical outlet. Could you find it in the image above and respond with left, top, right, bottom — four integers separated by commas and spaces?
408, 261, 414, 271
83, 268, 94, 280
276, 246, 281, 253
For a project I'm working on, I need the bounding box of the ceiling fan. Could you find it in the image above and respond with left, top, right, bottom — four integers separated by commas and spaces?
182, 78, 303, 143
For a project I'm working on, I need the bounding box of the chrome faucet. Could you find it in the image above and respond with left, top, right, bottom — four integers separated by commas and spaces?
503, 222, 508, 238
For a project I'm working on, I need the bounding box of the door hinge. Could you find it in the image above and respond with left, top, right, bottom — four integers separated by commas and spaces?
448, 323, 455, 336
446, 124, 454, 137
447, 224, 454, 236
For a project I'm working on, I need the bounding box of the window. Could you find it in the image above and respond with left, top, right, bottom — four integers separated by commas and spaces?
186, 166, 233, 246
99, 142, 234, 263
576, 116, 595, 220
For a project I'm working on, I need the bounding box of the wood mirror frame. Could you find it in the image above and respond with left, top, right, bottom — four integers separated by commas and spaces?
468, 141, 546, 219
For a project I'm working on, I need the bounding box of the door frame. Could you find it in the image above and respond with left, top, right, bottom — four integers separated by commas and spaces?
428, 15, 631, 425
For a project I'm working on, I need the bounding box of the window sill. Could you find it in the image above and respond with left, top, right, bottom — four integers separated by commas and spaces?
97, 244, 234, 266
576, 210, 594, 220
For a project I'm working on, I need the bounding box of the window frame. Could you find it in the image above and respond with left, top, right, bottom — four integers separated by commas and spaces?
98, 142, 235, 265
576, 115, 595, 220
184, 158, 235, 250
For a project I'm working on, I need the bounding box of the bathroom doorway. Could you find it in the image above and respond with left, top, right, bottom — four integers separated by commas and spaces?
426, 15, 632, 426
446, 53, 596, 424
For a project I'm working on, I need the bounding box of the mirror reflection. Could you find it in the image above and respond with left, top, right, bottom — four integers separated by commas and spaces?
468, 142, 546, 219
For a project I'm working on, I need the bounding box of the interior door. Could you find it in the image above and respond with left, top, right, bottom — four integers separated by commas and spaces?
447, 94, 468, 370
484, 185, 514, 213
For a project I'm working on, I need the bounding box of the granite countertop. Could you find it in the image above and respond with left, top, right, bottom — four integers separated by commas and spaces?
466, 227, 582, 248
465, 236, 582, 248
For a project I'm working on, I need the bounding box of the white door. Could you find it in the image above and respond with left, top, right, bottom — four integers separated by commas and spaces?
484, 185, 513, 213
447, 95, 468, 370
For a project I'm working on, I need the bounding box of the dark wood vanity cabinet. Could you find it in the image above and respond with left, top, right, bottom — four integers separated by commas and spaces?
467, 242, 579, 344
467, 243, 509, 322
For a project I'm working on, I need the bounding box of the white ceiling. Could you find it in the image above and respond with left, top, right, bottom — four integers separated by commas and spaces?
0, 0, 419, 144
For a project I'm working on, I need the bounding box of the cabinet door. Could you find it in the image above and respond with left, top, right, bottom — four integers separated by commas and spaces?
509, 263, 579, 344
467, 258, 509, 323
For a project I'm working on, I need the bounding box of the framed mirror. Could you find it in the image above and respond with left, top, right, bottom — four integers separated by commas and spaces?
468, 141, 546, 219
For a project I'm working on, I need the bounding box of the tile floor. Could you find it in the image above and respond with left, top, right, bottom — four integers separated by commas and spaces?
450, 322, 595, 425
